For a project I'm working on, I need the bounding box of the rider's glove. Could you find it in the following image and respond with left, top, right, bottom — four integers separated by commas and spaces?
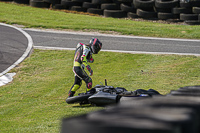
81, 55, 85, 62
88, 58, 94, 63
86, 65, 93, 76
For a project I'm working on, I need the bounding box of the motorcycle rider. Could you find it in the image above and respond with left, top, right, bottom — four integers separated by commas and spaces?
68, 38, 102, 97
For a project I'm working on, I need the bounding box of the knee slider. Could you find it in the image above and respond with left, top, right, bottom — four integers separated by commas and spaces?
87, 82, 92, 89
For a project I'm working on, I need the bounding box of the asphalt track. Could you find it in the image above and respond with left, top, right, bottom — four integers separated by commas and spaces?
0, 23, 33, 77
25, 29, 200, 56
1, 23, 200, 77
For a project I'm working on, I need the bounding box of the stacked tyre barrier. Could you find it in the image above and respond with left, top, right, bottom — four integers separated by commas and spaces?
2, 0, 200, 25
62, 85, 200, 133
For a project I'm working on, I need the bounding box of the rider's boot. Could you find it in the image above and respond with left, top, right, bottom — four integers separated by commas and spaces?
68, 91, 75, 97
68, 84, 80, 98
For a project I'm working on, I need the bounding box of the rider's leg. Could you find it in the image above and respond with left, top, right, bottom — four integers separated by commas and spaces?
84, 76, 92, 92
80, 67, 93, 91
68, 75, 82, 97
69, 66, 92, 96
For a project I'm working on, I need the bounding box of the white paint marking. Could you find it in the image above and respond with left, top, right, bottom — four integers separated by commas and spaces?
0, 23, 33, 77
34, 46, 200, 56
0, 73, 16, 86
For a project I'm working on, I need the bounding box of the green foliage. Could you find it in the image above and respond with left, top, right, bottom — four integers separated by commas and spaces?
1, 50, 200, 132
0, 2, 200, 39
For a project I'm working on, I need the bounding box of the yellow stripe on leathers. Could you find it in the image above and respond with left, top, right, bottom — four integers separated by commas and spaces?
71, 84, 80, 92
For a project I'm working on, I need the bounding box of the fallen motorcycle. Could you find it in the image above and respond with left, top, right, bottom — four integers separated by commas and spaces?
66, 79, 161, 106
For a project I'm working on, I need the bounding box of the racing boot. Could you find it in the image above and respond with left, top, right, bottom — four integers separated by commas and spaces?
68, 84, 80, 97
68, 91, 75, 97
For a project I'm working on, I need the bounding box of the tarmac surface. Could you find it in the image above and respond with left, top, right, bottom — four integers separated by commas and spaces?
1, 23, 200, 85
0, 23, 33, 77
26, 28, 200, 56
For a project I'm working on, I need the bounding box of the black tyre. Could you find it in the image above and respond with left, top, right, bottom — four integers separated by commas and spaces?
101, 3, 120, 10
62, 113, 180, 133
92, 0, 113, 4
82, 2, 98, 8
86, 108, 188, 133
154, 7, 172, 13
191, 0, 200, 7
87, 8, 104, 15
30, 0, 51, 8
14, 0, 29, 4
43, 0, 60, 4
158, 12, 175, 20
113, 0, 133, 5
155, 0, 179, 9
199, 14, 200, 21
61, 0, 82, 7
180, 13, 198, 20
53, 4, 67, 9
180, 1, 192, 8
179, 85, 200, 92
166, 19, 183, 23
0, 0, 13, 1
119, 95, 200, 121
72, 0, 91, 2
120, 3, 136, 13
133, 0, 155, 11
115, 0, 133, 2
137, 9, 157, 19
104, 9, 127, 18
193, 7, 200, 14
170, 90, 200, 96
70, 6, 87, 12
127, 12, 138, 18
66, 94, 92, 104
172, 7, 192, 14
184, 20, 200, 25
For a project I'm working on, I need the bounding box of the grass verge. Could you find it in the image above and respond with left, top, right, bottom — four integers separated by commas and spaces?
0, 2, 200, 39
1, 1, 200, 132
1, 49, 200, 132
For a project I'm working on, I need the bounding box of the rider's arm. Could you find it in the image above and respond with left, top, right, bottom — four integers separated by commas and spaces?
81, 45, 93, 76
81, 45, 90, 66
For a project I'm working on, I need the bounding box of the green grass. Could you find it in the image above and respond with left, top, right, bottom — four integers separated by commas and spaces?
1, 49, 200, 132
0, 2, 200, 39
1, 2, 200, 132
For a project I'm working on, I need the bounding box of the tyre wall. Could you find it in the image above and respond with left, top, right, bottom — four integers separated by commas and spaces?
2, 0, 200, 25
61, 85, 200, 133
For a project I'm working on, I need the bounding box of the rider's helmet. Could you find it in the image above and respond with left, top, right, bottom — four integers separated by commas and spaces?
89, 38, 102, 54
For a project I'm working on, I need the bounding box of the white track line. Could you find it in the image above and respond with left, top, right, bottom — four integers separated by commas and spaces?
29, 28, 200, 56
0, 23, 33, 77
34, 46, 200, 56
